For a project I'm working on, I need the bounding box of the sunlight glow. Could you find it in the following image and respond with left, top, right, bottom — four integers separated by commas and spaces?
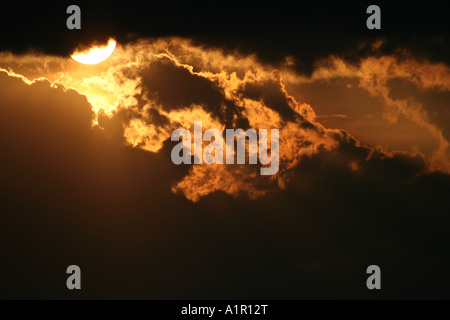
71, 39, 116, 65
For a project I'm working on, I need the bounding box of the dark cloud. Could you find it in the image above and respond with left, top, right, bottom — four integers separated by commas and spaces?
0, 69, 449, 299
139, 57, 242, 127
240, 80, 298, 121
141, 58, 224, 111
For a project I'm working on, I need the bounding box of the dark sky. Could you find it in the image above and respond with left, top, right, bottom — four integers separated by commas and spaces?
0, 1, 449, 299
1, 1, 449, 73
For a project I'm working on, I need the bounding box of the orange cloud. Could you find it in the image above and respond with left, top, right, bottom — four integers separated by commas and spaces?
288, 54, 450, 174
1, 38, 448, 201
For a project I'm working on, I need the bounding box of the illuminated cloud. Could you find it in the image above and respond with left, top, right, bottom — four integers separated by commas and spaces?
0, 38, 449, 201
287, 54, 450, 174
0, 36, 450, 299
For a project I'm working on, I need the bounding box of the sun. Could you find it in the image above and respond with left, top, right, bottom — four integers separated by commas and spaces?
71, 39, 116, 65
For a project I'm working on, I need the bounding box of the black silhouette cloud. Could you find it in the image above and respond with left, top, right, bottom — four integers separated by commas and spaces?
0, 66, 449, 299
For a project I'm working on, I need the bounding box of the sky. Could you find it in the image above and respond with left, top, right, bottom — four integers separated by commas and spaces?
0, 1, 449, 299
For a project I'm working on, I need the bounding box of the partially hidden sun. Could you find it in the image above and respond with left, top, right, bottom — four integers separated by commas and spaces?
71, 39, 116, 65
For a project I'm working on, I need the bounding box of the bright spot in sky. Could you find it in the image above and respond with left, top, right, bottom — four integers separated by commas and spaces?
71, 39, 116, 65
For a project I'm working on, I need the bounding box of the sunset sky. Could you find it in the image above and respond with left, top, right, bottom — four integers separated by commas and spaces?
0, 1, 449, 299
